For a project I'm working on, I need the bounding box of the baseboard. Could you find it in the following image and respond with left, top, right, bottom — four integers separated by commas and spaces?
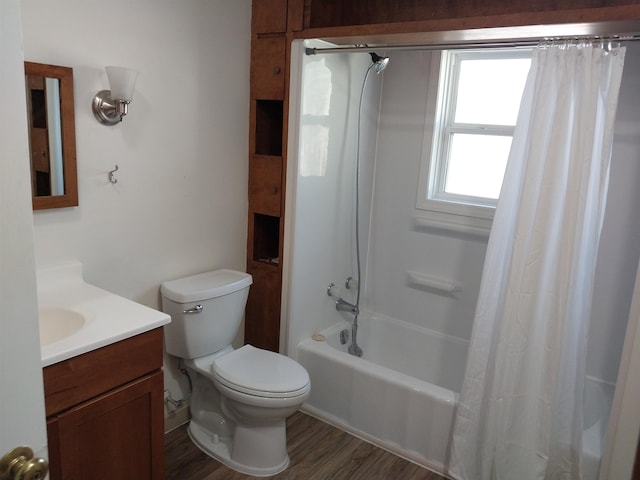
165, 403, 190, 433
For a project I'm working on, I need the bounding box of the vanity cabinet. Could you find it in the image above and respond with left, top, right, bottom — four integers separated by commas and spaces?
43, 328, 164, 480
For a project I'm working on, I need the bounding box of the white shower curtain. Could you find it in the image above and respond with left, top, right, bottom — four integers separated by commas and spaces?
450, 42, 626, 480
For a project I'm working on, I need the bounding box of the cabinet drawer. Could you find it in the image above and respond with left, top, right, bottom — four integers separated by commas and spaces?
249, 155, 282, 216
251, 36, 286, 100
43, 328, 163, 417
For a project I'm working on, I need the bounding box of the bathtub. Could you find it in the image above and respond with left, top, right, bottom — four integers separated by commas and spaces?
296, 313, 613, 478
297, 314, 467, 475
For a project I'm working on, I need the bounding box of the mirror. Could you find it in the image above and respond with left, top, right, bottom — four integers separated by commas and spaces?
24, 62, 78, 210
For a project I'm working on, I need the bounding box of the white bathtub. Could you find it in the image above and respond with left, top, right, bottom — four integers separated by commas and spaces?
296, 313, 613, 478
297, 314, 467, 475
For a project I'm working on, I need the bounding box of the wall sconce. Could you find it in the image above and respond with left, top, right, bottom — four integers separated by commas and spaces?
92, 66, 138, 126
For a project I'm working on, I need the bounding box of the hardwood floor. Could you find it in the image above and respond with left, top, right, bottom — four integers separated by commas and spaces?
165, 411, 447, 479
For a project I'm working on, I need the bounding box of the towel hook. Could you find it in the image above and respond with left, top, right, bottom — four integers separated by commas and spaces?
108, 164, 119, 184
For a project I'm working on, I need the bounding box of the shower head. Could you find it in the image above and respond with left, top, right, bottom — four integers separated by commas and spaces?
369, 52, 389, 74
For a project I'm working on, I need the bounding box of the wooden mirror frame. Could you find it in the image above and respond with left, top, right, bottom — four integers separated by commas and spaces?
25, 61, 78, 210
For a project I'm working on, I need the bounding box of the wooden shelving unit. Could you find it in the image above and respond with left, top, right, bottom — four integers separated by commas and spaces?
245, 0, 296, 351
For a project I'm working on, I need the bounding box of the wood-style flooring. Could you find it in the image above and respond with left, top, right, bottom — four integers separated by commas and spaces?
165, 411, 448, 480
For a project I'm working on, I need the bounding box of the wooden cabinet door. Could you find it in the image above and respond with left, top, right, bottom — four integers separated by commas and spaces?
252, 0, 288, 33
249, 155, 282, 216
48, 372, 164, 480
251, 37, 286, 100
245, 263, 281, 351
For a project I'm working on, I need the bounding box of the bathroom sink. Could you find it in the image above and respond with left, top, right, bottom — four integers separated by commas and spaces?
37, 262, 171, 366
39, 307, 86, 346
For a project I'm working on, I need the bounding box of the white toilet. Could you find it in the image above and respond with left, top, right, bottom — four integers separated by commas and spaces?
161, 269, 310, 476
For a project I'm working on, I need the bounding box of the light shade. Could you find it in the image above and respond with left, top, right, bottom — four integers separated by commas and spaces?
92, 66, 139, 125
105, 66, 138, 101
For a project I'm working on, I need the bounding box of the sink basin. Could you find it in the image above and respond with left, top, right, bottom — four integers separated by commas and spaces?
39, 307, 86, 346
36, 262, 171, 366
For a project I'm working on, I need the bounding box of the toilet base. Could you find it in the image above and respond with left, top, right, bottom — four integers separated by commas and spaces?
188, 420, 290, 477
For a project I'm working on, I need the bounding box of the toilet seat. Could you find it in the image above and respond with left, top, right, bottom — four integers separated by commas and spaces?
213, 344, 310, 398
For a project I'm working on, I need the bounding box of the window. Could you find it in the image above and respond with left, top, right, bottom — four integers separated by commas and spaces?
417, 48, 532, 220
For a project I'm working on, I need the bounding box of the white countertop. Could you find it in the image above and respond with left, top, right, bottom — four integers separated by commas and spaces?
38, 262, 171, 367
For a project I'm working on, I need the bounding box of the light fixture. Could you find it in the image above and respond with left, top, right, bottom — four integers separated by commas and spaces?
92, 66, 138, 126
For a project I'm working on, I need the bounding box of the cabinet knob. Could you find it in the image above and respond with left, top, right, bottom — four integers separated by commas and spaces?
0, 446, 49, 480
273, 66, 281, 74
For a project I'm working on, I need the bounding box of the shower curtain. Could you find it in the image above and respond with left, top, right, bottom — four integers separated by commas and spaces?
450, 42, 626, 480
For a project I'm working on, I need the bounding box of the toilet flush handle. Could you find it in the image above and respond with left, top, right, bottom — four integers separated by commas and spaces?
183, 304, 203, 314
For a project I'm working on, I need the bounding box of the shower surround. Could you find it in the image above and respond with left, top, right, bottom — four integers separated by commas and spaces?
283, 40, 640, 476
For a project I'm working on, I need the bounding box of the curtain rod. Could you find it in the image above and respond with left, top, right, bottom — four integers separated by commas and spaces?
304, 34, 640, 56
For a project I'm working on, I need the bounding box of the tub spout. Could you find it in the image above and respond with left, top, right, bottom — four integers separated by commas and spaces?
335, 298, 359, 315
348, 321, 363, 357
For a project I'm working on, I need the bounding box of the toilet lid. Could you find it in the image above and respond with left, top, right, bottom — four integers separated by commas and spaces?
213, 344, 310, 398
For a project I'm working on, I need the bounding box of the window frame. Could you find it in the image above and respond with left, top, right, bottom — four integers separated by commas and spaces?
416, 47, 532, 222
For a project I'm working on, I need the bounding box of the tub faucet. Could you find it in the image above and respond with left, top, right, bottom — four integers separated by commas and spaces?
335, 298, 359, 315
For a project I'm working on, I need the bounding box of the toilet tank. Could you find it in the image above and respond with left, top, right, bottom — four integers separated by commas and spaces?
161, 269, 252, 359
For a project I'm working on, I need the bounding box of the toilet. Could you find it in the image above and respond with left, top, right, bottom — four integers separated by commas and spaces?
161, 269, 310, 476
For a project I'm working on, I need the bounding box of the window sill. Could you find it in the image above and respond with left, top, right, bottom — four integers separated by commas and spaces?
412, 209, 491, 239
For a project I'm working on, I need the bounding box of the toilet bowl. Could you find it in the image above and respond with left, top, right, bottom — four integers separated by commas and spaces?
161, 270, 311, 476
185, 344, 310, 476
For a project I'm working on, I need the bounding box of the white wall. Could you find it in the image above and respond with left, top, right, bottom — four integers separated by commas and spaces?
366, 51, 487, 343
20, 0, 251, 399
